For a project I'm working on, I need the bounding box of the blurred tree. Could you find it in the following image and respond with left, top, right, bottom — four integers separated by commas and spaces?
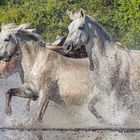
0, 0, 139, 49
0, 0, 7, 6
113, 0, 140, 49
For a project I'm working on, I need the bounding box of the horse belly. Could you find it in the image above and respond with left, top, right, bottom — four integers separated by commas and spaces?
58, 70, 91, 105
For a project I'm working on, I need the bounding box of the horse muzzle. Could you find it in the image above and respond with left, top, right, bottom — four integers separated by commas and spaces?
63, 42, 74, 53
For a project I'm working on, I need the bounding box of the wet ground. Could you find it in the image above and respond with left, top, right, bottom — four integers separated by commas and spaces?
1, 73, 140, 140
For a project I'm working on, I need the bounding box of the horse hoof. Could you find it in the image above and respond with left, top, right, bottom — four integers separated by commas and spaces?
35, 117, 42, 123
27, 118, 42, 128
5, 108, 12, 116
99, 118, 108, 125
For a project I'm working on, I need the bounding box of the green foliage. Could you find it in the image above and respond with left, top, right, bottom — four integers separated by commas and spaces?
0, 0, 139, 49
113, 0, 140, 49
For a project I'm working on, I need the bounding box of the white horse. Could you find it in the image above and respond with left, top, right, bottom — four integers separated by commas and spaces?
64, 9, 140, 124
0, 23, 92, 122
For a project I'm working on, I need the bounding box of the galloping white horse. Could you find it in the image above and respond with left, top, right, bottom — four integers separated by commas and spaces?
0, 23, 92, 122
64, 9, 140, 124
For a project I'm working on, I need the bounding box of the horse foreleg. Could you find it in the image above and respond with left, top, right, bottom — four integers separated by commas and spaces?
40, 100, 49, 120
88, 94, 107, 124
5, 90, 13, 115
5, 88, 38, 116
36, 94, 49, 122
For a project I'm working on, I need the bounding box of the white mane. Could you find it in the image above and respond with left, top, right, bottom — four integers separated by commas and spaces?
1, 23, 45, 44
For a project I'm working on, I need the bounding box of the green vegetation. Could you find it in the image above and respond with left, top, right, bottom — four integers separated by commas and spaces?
0, 0, 139, 49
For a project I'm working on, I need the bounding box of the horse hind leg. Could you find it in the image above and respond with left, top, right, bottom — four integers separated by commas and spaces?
88, 94, 107, 124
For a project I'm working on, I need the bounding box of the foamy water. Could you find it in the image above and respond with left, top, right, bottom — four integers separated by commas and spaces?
0, 73, 107, 128
0, 73, 140, 139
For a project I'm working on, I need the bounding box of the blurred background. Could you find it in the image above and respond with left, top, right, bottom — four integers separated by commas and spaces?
0, 0, 139, 49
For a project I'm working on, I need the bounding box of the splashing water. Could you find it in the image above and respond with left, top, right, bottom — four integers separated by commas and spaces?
0, 72, 140, 128
1, 73, 140, 139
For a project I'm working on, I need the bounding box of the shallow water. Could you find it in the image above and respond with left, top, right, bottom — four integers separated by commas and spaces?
1, 73, 140, 139
0, 73, 107, 129
1, 129, 140, 140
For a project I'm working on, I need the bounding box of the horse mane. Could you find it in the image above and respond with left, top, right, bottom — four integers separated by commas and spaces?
86, 15, 112, 42
1, 23, 46, 47
85, 15, 130, 57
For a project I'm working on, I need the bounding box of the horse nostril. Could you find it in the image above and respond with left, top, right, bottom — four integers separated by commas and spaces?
63, 42, 73, 53
67, 44, 73, 51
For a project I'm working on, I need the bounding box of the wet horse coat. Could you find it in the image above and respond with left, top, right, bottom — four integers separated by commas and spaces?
64, 9, 140, 124
0, 23, 92, 121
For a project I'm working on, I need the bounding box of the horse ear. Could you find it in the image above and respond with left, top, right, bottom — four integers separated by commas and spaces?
52, 36, 66, 46
66, 10, 75, 20
67, 9, 85, 20
79, 8, 85, 18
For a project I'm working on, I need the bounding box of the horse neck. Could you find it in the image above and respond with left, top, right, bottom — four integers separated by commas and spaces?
18, 38, 45, 75
85, 20, 112, 70
88, 22, 131, 92
88, 27, 115, 68
86, 16, 110, 51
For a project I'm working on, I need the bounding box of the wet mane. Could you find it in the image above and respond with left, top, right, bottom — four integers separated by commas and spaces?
86, 16, 129, 52
1, 23, 46, 47
86, 15, 112, 42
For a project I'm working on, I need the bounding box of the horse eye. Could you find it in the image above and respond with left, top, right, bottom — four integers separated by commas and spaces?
4, 38, 9, 41
79, 26, 84, 30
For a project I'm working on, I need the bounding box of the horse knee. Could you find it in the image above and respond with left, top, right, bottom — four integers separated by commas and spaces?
88, 95, 103, 119
6, 89, 13, 96
5, 89, 14, 104
88, 101, 93, 112
23, 84, 39, 100
88, 95, 101, 107
88, 99, 97, 112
